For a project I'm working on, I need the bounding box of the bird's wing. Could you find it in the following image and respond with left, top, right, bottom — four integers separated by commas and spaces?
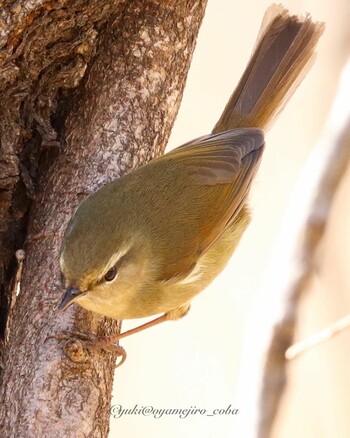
157, 128, 265, 283
168, 128, 264, 184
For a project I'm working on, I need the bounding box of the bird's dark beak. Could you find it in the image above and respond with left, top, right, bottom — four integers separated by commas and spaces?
58, 287, 84, 311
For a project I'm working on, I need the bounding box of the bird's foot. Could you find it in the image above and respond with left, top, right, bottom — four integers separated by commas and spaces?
53, 330, 127, 368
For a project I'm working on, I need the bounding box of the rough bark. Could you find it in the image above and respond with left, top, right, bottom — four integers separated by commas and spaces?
0, 0, 123, 345
0, 0, 207, 436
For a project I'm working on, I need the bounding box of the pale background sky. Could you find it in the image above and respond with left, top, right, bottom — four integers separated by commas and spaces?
110, 1, 350, 437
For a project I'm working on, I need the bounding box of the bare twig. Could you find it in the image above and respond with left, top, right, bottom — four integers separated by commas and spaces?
285, 313, 350, 359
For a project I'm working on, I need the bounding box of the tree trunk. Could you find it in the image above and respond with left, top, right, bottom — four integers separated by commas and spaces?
0, 1, 207, 436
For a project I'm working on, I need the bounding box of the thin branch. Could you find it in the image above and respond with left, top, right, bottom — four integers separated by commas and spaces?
285, 313, 350, 360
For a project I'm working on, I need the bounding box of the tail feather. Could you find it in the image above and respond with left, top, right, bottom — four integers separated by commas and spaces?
213, 4, 325, 132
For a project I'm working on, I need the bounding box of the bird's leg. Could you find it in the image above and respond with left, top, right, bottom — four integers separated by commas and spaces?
85, 314, 169, 352
85, 304, 191, 352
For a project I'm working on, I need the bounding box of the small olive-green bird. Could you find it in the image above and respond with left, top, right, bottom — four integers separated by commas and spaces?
59, 6, 324, 350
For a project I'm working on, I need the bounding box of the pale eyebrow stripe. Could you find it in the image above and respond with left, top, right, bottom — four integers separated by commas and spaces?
99, 245, 132, 280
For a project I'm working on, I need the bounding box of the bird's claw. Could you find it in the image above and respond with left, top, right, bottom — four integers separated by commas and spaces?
52, 330, 127, 368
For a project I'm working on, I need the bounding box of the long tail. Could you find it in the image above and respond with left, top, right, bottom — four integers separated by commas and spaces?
213, 4, 325, 133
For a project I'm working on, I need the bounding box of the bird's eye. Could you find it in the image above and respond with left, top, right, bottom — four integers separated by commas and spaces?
104, 266, 118, 282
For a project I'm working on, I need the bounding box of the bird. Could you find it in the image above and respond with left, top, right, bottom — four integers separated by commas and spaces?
59, 5, 324, 358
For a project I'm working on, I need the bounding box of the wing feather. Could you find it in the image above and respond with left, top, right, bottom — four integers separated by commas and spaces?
157, 128, 265, 282
167, 128, 264, 184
